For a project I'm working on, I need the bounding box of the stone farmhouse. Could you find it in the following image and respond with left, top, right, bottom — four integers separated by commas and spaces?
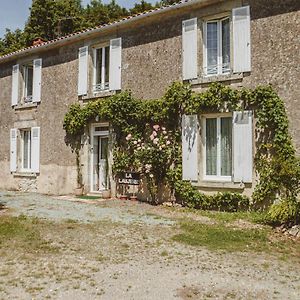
0, 0, 299, 198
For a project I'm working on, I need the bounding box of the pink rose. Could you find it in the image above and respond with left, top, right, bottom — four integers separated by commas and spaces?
153, 125, 160, 131
126, 134, 132, 141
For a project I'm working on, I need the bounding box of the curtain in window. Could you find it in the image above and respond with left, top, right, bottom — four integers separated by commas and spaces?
221, 117, 232, 176
206, 118, 217, 175
207, 22, 218, 75
95, 48, 102, 86
222, 19, 230, 73
23, 131, 31, 169
104, 46, 110, 88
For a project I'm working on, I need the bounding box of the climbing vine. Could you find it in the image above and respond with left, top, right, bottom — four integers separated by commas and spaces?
63, 83, 300, 224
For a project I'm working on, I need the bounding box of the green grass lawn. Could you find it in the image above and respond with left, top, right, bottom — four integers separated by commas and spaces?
0, 215, 58, 254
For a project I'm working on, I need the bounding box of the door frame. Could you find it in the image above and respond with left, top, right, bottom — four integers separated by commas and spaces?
90, 123, 109, 193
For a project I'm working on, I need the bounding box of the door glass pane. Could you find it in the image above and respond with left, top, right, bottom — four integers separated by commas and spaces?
221, 117, 232, 176
222, 18, 230, 73
206, 118, 217, 175
207, 22, 218, 75
100, 137, 108, 160
104, 46, 110, 89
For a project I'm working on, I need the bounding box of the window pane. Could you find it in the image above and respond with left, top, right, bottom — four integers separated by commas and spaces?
100, 137, 108, 160
222, 18, 230, 73
95, 48, 102, 85
104, 46, 110, 88
221, 117, 232, 176
23, 131, 31, 169
206, 118, 217, 175
207, 22, 218, 75
26, 66, 34, 97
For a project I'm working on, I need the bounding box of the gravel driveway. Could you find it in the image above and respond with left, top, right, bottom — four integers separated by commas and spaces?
0, 191, 299, 300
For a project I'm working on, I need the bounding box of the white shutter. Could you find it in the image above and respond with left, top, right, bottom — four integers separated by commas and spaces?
182, 115, 198, 181
31, 127, 40, 173
33, 58, 42, 103
109, 38, 122, 91
11, 64, 19, 106
232, 6, 251, 73
10, 129, 17, 172
182, 18, 198, 80
78, 46, 89, 96
233, 111, 253, 183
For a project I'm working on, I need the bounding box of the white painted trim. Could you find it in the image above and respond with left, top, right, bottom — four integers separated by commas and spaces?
202, 114, 233, 182
90, 123, 110, 193
203, 17, 231, 77
93, 45, 110, 92
21, 129, 32, 172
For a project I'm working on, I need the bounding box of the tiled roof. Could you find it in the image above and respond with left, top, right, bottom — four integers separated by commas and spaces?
0, 0, 196, 62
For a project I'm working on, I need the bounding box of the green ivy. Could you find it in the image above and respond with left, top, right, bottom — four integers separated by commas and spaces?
63, 82, 299, 223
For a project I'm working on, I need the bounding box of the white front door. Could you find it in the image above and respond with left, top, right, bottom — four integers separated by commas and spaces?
91, 125, 109, 192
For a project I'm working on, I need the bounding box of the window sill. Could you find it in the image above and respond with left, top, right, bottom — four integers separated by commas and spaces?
82, 90, 116, 101
194, 180, 245, 190
12, 172, 38, 178
14, 102, 38, 111
190, 73, 245, 87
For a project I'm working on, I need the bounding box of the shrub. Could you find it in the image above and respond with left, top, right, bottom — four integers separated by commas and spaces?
175, 180, 250, 212
266, 198, 300, 226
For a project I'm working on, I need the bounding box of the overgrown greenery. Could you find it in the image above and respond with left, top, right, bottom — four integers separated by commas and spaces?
63, 82, 300, 224
0, 0, 179, 56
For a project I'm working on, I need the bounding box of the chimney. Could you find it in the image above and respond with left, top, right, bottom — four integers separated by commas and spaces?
32, 37, 45, 46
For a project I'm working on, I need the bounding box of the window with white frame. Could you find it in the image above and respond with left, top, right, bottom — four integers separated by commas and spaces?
23, 63, 34, 102
21, 129, 32, 170
204, 17, 231, 76
204, 115, 232, 180
10, 127, 40, 174
11, 59, 42, 107
93, 46, 110, 92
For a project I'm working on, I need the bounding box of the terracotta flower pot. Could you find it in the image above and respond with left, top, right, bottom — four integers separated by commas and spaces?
130, 195, 138, 201
75, 187, 83, 196
102, 190, 111, 199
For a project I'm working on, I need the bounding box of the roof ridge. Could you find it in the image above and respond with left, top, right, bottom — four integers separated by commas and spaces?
0, 0, 192, 61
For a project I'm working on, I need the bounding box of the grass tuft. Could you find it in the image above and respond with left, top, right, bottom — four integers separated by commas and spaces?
172, 221, 269, 252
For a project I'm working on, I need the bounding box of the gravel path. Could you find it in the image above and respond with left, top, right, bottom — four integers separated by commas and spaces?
0, 191, 299, 300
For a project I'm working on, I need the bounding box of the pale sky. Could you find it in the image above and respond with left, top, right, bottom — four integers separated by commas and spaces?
0, 0, 157, 38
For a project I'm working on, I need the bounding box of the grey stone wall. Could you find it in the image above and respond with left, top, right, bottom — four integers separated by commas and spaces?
0, 0, 298, 195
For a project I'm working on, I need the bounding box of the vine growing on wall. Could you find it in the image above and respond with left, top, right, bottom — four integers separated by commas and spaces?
63, 82, 300, 224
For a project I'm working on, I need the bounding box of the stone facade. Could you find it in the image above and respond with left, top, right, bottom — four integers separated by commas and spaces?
0, 0, 299, 195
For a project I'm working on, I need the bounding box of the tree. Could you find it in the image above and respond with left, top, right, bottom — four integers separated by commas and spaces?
0, 29, 26, 56
130, 0, 155, 15
23, 0, 84, 45
159, 0, 181, 6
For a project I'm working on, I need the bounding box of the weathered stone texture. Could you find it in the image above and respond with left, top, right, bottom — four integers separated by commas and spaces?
0, 0, 299, 195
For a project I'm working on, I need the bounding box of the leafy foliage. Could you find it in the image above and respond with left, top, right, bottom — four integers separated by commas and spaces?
63, 82, 299, 222
266, 198, 300, 226
0, 0, 158, 56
